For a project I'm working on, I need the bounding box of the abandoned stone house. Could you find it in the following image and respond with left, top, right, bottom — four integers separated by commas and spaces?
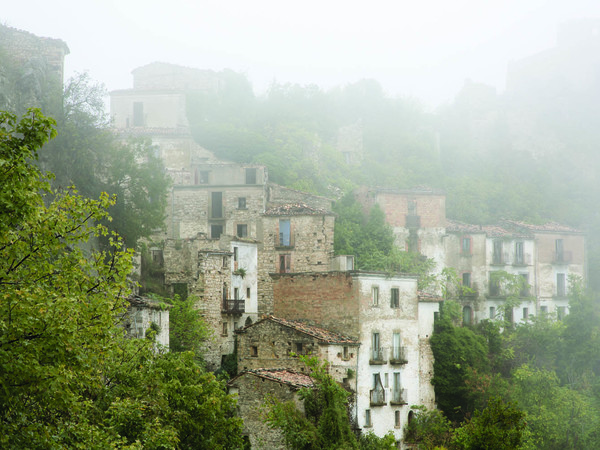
123, 295, 170, 348
355, 186, 586, 324
266, 270, 440, 445
445, 219, 586, 324
227, 369, 314, 450
236, 315, 359, 383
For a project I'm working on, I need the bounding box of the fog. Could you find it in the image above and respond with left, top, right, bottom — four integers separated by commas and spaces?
4, 0, 600, 107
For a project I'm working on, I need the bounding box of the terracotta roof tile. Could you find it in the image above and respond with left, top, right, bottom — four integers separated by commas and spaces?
240, 315, 359, 344
264, 203, 333, 216
502, 219, 582, 234
229, 369, 315, 389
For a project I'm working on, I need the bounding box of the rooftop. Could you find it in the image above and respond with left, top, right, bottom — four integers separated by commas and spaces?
229, 368, 315, 389
264, 203, 333, 216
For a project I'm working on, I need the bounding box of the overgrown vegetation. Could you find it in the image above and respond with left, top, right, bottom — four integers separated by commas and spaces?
0, 109, 244, 448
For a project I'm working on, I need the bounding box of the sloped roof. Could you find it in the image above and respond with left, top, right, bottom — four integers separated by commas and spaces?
263, 203, 333, 216
446, 219, 532, 238
239, 315, 359, 345
446, 219, 485, 234
126, 295, 171, 310
502, 219, 583, 234
228, 369, 314, 389
417, 290, 443, 302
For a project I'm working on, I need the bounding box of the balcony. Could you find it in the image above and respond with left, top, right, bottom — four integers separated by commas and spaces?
222, 299, 245, 315
369, 346, 387, 365
512, 253, 532, 266
405, 214, 421, 229
390, 388, 407, 405
370, 387, 386, 406
389, 346, 408, 365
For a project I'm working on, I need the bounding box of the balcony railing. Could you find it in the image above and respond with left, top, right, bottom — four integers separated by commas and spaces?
369, 346, 386, 365
390, 388, 407, 405
389, 346, 408, 365
370, 387, 386, 406
222, 299, 245, 314
513, 253, 532, 266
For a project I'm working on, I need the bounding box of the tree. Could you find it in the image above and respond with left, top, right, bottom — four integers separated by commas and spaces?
0, 109, 244, 448
452, 397, 528, 450
263, 356, 395, 450
168, 294, 212, 361
403, 405, 453, 449
41, 73, 170, 248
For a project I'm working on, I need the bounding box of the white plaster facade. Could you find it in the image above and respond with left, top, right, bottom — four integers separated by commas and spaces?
352, 273, 439, 444
125, 296, 170, 348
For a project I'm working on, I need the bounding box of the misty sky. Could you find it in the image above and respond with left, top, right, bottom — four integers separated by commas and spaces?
3, 0, 600, 108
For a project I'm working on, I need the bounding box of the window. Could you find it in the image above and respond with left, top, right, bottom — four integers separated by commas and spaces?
461, 236, 472, 255
222, 322, 228, 336
489, 306, 496, 319
295, 342, 304, 355
211, 192, 223, 218
557, 273, 566, 297
245, 168, 257, 184
395, 410, 401, 427
237, 224, 248, 238
238, 197, 247, 209
278, 219, 291, 246
463, 306, 472, 325
194, 170, 209, 184
392, 332, 403, 361
540, 305, 548, 316
133, 101, 144, 126
462, 272, 471, 289
555, 239, 564, 262
493, 240, 503, 264
408, 199, 417, 215
520, 273, 529, 296
371, 333, 381, 361
246, 287, 251, 298
505, 308, 514, 325
234, 287, 239, 299
279, 254, 291, 273
392, 372, 402, 403
522, 307, 529, 320
211, 224, 223, 239
250, 346, 258, 357
372, 286, 379, 306
365, 409, 372, 427
346, 256, 354, 270
489, 273, 500, 296
343, 346, 349, 360
557, 306, 566, 320
233, 247, 238, 262
390, 288, 399, 308
515, 241, 524, 264
173, 283, 188, 301
371, 373, 385, 404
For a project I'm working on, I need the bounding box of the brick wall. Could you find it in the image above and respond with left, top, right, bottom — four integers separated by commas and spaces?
272, 272, 360, 338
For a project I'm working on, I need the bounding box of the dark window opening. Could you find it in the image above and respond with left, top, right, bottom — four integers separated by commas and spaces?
390, 288, 399, 308
238, 197, 247, 209
250, 346, 258, 357
493, 240, 503, 264
245, 168, 257, 184
557, 273, 566, 297
279, 254, 291, 273
462, 272, 471, 289
172, 283, 188, 301
515, 241, 524, 264
211, 192, 223, 218
462, 237, 471, 255
211, 224, 223, 239
237, 224, 248, 238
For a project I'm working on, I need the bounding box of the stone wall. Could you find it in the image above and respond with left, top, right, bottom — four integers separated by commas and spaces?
267, 184, 334, 211
228, 373, 304, 450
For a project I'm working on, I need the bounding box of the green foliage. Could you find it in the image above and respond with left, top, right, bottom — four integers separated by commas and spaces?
167, 295, 211, 361
42, 73, 170, 248
264, 356, 360, 450
403, 405, 453, 449
451, 397, 527, 450
333, 194, 434, 282
431, 309, 491, 423
0, 110, 244, 448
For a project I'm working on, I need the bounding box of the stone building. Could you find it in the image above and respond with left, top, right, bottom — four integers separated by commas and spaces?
236, 315, 359, 384
227, 369, 314, 449
0, 24, 69, 114
445, 218, 586, 324
268, 270, 440, 445
354, 186, 447, 277
124, 295, 170, 348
